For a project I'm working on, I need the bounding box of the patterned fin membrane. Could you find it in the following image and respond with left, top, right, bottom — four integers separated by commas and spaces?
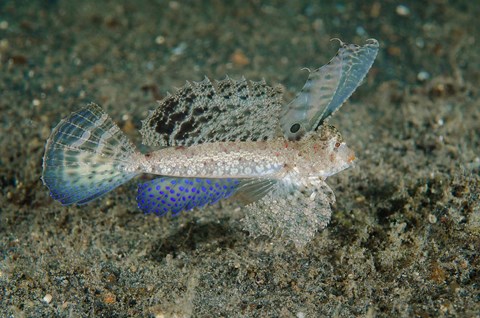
42, 103, 138, 205
280, 39, 379, 140
242, 177, 335, 247
140, 77, 284, 147
137, 177, 241, 216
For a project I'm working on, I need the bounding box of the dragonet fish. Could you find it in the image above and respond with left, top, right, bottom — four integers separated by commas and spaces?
42, 39, 379, 246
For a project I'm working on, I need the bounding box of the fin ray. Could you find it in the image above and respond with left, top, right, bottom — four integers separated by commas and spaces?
234, 178, 277, 204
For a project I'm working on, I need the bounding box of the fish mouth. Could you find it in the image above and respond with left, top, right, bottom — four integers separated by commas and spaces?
347, 153, 356, 163
338, 143, 356, 165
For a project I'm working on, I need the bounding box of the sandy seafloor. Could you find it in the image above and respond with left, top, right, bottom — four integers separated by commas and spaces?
1, 0, 479, 317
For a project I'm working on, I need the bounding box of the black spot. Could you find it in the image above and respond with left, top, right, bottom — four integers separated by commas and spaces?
198, 116, 209, 123
155, 120, 174, 135
161, 97, 179, 114
169, 112, 187, 124
176, 118, 195, 140
180, 86, 193, 98
185, 96, 194, 104
193, 107, 205, 116
290, 123, 300, 133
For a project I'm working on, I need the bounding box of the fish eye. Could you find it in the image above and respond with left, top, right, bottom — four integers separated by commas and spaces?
290, 123, 301, 133
334, 142, 341, 148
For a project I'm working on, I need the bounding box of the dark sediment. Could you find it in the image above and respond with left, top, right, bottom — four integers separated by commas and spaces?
1, 1, 478, 317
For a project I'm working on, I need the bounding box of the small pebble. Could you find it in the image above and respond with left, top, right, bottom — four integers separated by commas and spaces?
32, 99, 41, 107
155, 35, 165, 45
0, 20, 8, 30
230, 49, 249, 67
43, 293, 53, 304
396, 5, 411, 16
103, 292, 116, 304
417, 70, 430, 81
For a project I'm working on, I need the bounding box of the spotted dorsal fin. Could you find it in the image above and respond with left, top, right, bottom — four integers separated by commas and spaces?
140, 77, 283, 147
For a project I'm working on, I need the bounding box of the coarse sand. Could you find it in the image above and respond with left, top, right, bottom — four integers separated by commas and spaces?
1, 1, 479, 317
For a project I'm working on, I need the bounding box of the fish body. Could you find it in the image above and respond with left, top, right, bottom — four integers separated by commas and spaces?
41, 39, 378, 246
132, 125, 354, 180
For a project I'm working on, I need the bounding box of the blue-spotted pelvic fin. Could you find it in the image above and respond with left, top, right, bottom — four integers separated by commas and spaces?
280, 39, 379, 140
137, 177, 241, 216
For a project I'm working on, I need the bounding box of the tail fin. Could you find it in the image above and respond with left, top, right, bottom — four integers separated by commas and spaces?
41, 103, 139, 205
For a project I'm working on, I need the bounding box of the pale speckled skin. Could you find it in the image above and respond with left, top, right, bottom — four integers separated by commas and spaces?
130, 125, 355, 181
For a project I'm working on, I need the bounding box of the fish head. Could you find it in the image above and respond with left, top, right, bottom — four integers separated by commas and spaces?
301, 125, 356, 178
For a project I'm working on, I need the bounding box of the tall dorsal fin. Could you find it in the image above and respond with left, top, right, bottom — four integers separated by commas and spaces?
280, 39, 379, 140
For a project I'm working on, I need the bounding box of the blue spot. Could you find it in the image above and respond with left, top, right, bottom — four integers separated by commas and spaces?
137, 177, 243, 216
